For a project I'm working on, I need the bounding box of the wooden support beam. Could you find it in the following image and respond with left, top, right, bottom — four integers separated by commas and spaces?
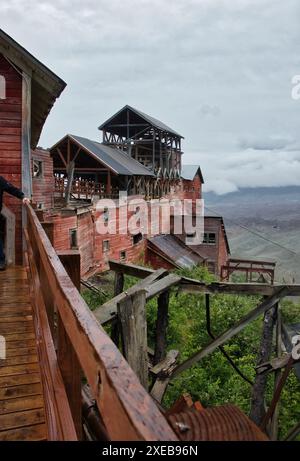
93, 268, 167, 325
108, 260, 300, 297
109, 259, 155, 278
111, 272, 124, 346
145, 274, 181, 299
65, 160, 75, 205
150, 350, 179, 403
270, 306, 282, 441
57, 147, 67, 167
106, 170, 111, 195
154, 290, 169, 365
57, 251, 82, 439
171, 287, 289, 378
117, 289, 148, 389
249, 300, 278, 427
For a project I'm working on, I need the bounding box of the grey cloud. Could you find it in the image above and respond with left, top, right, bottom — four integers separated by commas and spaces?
0, 0, 299, 195
238, 136, 295, 151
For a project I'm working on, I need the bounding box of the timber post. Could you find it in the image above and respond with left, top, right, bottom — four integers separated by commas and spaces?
117, 288, 149, 389
57, 250, 82, 439
111, 271, 124, 346
249, 300, 278, 427
154, 290, 169, 365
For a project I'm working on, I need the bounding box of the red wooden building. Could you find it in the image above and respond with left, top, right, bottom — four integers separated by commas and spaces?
29, 108, 231, 277
0, 29, 65, 264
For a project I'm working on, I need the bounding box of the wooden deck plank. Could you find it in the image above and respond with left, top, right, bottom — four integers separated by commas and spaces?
0, 383, 42, 400
0, 354, 38, 367
0, 408, 45, 431
0, 362, 40, 377
0, 373, 41, 388
0, 267, 47, 441
0, 315, 33, 323
5, 347, 38, 358
4, 332, 36, 342
5, 339, 37, 350
0, 394, 43, 415
0, 423, 46, 441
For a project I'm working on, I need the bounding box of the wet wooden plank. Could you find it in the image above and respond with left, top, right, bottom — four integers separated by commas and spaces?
0, 423, 46, 441
0, 394, 43, 414
0, 373, 41, 388
0, 362, 40, 377
4, 332, 35, 342
0, 382, 42, 401
0, 315, 33, 323
0, 407, 45, 431
5, 339, 36, 350
5, 347, 37, 358
0, 354, 38, 367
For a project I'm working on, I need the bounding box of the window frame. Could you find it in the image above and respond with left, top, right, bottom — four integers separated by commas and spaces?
69, 228, 78, 250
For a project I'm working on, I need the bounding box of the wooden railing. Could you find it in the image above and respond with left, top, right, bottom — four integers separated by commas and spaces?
54, 176, 120, 200
24, 204, 177, 441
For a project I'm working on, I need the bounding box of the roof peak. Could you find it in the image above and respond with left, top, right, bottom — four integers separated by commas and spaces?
98, 105, 183, 138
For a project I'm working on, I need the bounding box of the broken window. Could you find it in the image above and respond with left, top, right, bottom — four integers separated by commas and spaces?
70, 228, 78, 249
120, 250, 126, 261
203, 232, 216, 244
132, 232, 143, 245
103, 239, 110, 252
33, 160, 43, 178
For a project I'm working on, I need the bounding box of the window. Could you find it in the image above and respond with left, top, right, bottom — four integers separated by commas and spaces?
33, 160, 43, 178
132, 232, 143, 245
103, 239, 110, 252
203, 232, 216, 244
103, 207, 109, 223
70, 229, 78, 249
120, 250, 127, 261
0, 75, 5, 100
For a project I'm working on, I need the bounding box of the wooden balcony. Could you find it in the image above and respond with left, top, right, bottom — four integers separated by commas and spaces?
0, 204, 177, 441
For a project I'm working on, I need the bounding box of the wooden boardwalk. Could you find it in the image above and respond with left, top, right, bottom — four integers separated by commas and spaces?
0, 266, 47, 441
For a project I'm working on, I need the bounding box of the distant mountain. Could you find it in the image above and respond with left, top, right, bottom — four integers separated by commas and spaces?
204, 186, 300, 283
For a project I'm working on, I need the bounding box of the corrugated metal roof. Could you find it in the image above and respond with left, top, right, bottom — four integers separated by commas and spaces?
147, 234, 203, 269
181, 165, 204, 183
98, 105, 183, 138
69, 135, 154, 176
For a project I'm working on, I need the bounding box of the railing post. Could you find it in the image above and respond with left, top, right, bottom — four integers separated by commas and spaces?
111, 271, 124, 346
154, 290, 169, 365
39, 221, 55, 335
117, 289, 148, 389
57, 250, 82, 439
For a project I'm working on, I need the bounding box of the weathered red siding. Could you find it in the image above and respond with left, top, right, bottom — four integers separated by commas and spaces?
144, 246, 175, 271
32, 148, 54, 210
0, 54, 23, 264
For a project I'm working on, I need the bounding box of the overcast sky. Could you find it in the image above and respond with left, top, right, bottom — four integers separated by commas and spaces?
1, 0, 300, 194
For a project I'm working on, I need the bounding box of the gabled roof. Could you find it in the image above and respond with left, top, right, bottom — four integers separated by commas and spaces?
0, 28, 66, 148
147, 234, 204, 269
181, 165, 204, 183
98, 105, 183, 138
51, 134, 154, 176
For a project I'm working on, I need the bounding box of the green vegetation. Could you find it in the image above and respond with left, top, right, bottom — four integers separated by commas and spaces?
83, 265, 300, 440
